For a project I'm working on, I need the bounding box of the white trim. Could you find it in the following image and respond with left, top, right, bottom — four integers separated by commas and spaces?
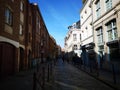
19, 44, 25, 49
0, 36, 19, 48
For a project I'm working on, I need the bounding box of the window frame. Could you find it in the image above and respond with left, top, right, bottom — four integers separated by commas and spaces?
20, 1, 24, 12
96, 27, 103, 44
73, 34, 77, 41
106, 20, 118, 41
5, 7, 13, 26
96, 0, 101, 18
105, 0, 112, 11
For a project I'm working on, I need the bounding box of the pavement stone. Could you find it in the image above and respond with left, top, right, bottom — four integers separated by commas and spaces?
0, 59, 119, 90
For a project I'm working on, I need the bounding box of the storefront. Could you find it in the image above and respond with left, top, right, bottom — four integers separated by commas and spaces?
107, 40, 119, 62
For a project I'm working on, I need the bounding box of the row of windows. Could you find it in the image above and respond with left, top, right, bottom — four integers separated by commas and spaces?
81, 0, 113, 20
5, 1, 25, 36
96, 0, 112, 19
96, 19, 118, 45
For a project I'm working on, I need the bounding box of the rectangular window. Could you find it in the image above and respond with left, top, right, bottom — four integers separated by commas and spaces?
106, 0, 112, 11
96, 0, 101, 18
73, 45, 77, 50
20, 1, 24, 11
107, 20, 118, 41
80, 34, 81, 41
73, 34, 77, 41
19, 24, 23, 35
97, 27, 103, 44
5, 8, 13, 26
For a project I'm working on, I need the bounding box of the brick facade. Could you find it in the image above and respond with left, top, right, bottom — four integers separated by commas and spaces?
0, 0, 59, 77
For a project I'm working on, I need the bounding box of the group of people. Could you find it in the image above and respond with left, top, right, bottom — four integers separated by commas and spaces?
61, 53, 83, 67
72, 54, 83, 66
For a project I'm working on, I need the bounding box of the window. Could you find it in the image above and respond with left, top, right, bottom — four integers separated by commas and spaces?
107, 20, 118, 41
5, 8, 13, 25
19, 24, 23, 35
97, 27, 103, 44
20, 1, 24, 11
73, 34, 77, 41
96, 0, 101, 18
73, 45, 77, 50
80, 34, 81, 41
85, 10, 87, 14
106, 0, 112, 11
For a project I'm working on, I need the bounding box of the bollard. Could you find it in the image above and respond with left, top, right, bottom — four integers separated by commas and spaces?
112, 64, 116, 84
33, 72, 36, 90
47, 64, 50, 82
41, 67, 45, 90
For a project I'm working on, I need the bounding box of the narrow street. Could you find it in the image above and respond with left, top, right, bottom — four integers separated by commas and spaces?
45, 59, 114, 90
0, 58, 115, 90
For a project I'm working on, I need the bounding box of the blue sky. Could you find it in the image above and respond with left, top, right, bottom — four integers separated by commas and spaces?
29, 0, 83, 48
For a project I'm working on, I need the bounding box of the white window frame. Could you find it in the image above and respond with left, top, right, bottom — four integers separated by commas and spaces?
97, 27, 103, 44
96, 0, 101, 18
73, 34, 77, 41
20, 1, 24, 11
105, 0, 112, 11
107, 20, 118, 41
19, 24, 23, 35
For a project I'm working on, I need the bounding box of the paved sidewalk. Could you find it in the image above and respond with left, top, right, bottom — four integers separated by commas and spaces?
72, 63, 120, 90
0, 69, 34, 90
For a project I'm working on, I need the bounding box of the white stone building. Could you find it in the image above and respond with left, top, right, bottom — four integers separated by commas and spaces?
80, 0, 93, 46
80, 0, 95, 67
92, 0, 120, 69
64, 21, 81, 57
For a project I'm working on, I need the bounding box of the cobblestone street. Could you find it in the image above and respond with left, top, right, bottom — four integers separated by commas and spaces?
0, 59, 117, 90
45, 59, 114, 90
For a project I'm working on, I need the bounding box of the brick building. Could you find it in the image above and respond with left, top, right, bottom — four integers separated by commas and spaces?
0, 0, 29, 76
0, 0, 59, 77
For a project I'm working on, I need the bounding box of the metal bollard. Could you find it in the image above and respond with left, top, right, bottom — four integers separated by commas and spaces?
41, 67, 45, 90
47, 64, 50, 82
33, 72, 36, 90
112, 64, 116, 84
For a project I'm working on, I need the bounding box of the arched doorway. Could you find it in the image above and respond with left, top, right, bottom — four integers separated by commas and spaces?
0, 42, 15, 76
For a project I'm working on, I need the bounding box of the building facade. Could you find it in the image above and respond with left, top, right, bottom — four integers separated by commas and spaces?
64, 21, 81, 57
0, 0, 29, 76
92, 0, 120, 69
80, 0, 95, 67
0, 0, 59, 77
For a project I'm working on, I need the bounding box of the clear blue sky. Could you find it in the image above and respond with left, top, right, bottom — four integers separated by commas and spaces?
29, 0, 83, 48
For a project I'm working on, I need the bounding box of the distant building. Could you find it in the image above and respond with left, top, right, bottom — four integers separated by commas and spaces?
64, 21, 81, 57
